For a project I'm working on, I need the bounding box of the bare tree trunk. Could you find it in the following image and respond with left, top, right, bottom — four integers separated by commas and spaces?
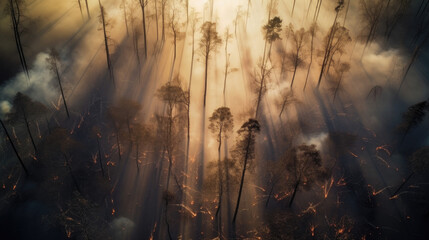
290, 64, 298, 88
77, 0, 84, 20
122, 0, 129, 36
85, 0, 91, 19
306, 0, 313, 20
0, 119, 29, 176
317, 11, 339, 88
23, 111, 37, 155
162, 0, 165, 42
139, 0, 148, 59
155, 0, 159, 43
64, 154, 82, 194
245, 0, 251, 29
304, 29, 315, 91
10, 0, 29, 80
398, 33, 429, 94
343, 0, 350, 26
291, 0, 296, 17
116, 129, 121, 161
203, 53, 209, 107
136, 140, 140, 172
185, 30, 195, 175
215, 129, 223, 236
232, 133, 252, 223
289, 180, 300, 207
223, 32, 230, 106
54, 63, 70, 119
313, 0, 322, 22
96, 137, 105, 177
255, 6, 272, 118
391, 172, 414, 197
333, 71, 344, 103
99, 1, 115, 87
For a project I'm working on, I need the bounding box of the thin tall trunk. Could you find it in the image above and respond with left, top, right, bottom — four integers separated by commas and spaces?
391, 172, 414, 197
255, 36, 269, 118
398, 33, 429, 94
161, 1, 165, 42
290, 64, 298, 88
54, 64, 70, 119
77, 0, 84, 20
185, 30, 195, 175
23, 111, 37, 155
203, 53, 209, 107
343, 0, 350, 26
99, 1, 115, 87
215, 128, 223, 236
10, 0, 29, 80
333, 71, 344, 102
265, 181, 276, 207
136, 141, 140, 172
313, 0, 322, 22
116, 129, 121, 161
255, 4, 272, 118
306, 0, 313, 20
97, 137, 105, 177
85, 0, 91, 19
304, 29, 315, 91
245, 0, 251, 29
0, 119, 29, 176
122, 1, 129, 36
64, 154, 82, 194
223, 32, 230, 106
289, 180, 300, 207
155, 0, 159, 43
291, 0, 296, 17
317, 11, 340, 88
139, 0, 148, 59
232, 132, 252, 223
